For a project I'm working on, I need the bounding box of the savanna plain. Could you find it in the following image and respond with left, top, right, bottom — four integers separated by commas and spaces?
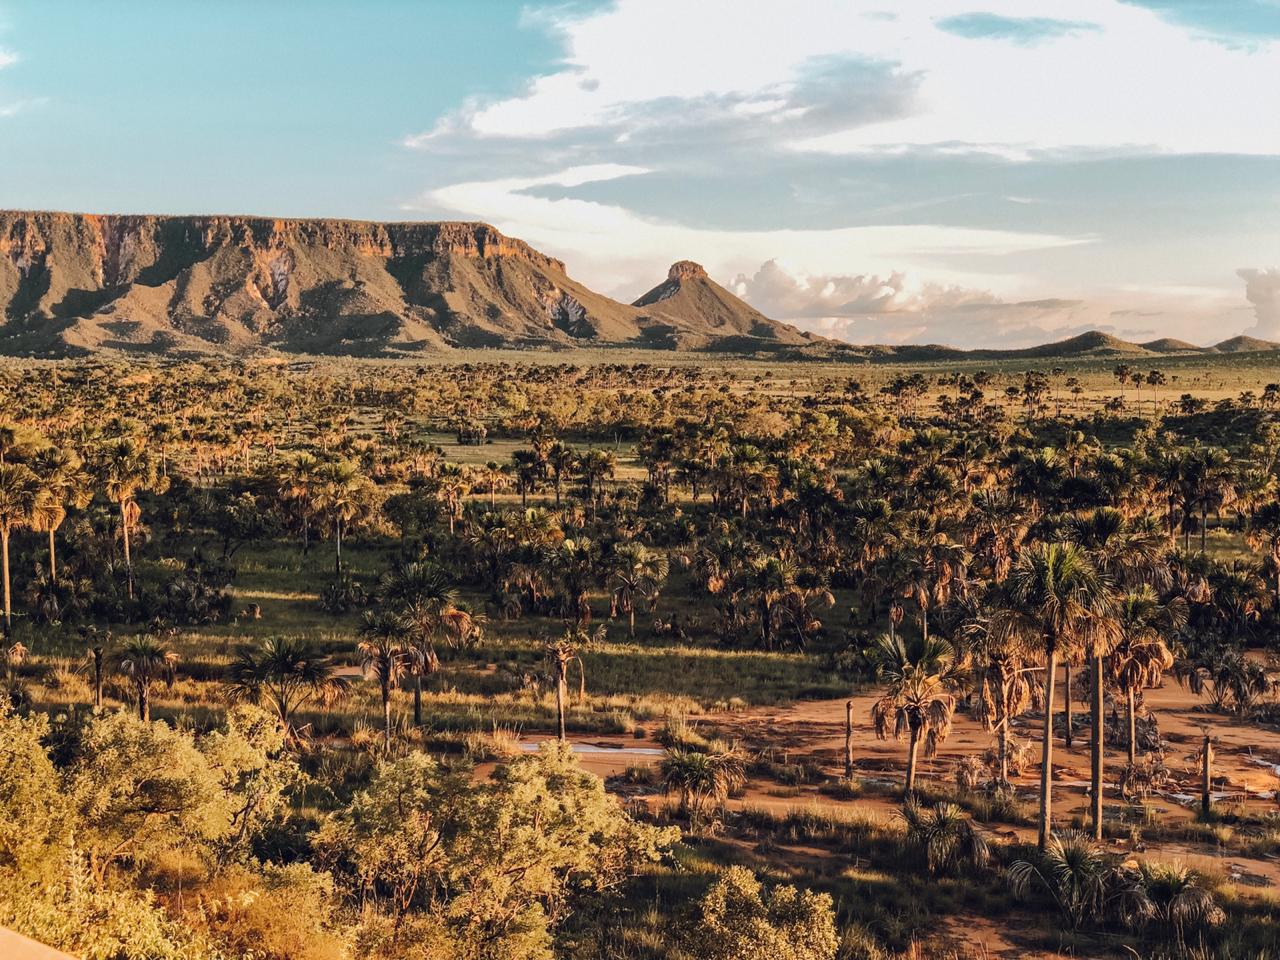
2, 348, 1280, 960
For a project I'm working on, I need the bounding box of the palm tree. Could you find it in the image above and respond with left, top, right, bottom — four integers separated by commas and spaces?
659, 745, 746, 820
1108, 587, 1182, 767
379, 560, 471, 725
278, 452, 320, 553
900, 800, 990, 876
1008, 831, 1149, 930
315, 459, 374, 576
0, 463, 42, 636
544, 626, 602, 740
609, 543, 669, 638
995, 543, 1115, 849
28, 447, 92, 581
1137, 862, 1224, 948
116, 634, 179, 722
358, 611, 412, 752
546, 441, 577, 507
95, 437, 166, 599
972, 632, 1040, 789
870, 632, 959, 800
225, 636, 351, 738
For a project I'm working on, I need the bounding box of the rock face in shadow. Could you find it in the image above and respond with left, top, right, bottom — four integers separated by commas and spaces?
0, 211, 817, 357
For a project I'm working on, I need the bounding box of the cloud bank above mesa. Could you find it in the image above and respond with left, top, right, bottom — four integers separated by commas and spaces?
401, 0, 1280, 350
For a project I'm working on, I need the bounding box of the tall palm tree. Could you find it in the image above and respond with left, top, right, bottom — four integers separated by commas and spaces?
358, 611, 412, 752
116, 634, 179, 722
225, 636, 351, 738
379, 560, 467, 726
870, 632, 959, 801
1108, 587, 1182, 767
544, 626, 602, 741
994, 543, 1115, 849
609, 542, 669, 638
95, 437, 165, 599
28, 447, 92, 581
546, 441, 577, 507
315, 459, 375, 576
0, 463, 43, 637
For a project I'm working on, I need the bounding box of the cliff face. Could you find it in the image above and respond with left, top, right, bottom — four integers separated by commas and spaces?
0, 211, 812, 357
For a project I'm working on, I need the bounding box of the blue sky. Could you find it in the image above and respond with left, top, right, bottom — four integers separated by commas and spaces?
2, 0, 1279, 347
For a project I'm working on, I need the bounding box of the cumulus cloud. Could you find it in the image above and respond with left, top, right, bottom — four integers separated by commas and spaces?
1238, 268, 1280, 338
729, 260, 1111, 348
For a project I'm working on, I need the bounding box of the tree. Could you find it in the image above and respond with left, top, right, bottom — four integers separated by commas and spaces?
1108, 587, 1182, 767
1008, 831, 1150, 931
695, 866, 838, 960
900, 800, 990, 876
870, 633, 959, 800
378, 560, 475, 725
544, 626, 603, 740
225, 636, 351, 739
116, 634, 179, 722
609, 542, 669, 638
972, 632, 1040, 789
546, 440, 577, 506
358, 611, 412, 752
28, 447, 92, 581
659, 745, 745, 820
0, 463, 42, 636
995, 543, 1115, 849
95, 437, 167, 600
314, 459, 377, 576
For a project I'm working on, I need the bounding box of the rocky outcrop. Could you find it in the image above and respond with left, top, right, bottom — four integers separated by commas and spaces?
0, 211, 811, 357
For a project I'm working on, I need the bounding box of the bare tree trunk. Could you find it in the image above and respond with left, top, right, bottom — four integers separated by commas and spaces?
48, 527, 57, 581
1039, 648, 1058, 850
1127, 688, 1136, 767
120, 500, 134, 600
382, 681, 392, 753
1063, 661, 1074, 748
413, 675, 422, 726
93, 649, 104, 708
844, 700, 854, 780
1090, 654, 1104, 841
904, 726, 920, 800
555, 662, 567, 742
1201, 734, 1213, 819
1, 530, 9, 638
139, 682, 149, 722
998, 722, 1010, 784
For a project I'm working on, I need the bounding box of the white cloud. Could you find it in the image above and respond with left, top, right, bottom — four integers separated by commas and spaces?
728, 259, 1249, 349
410, 164, 1085, 298
0, 49, 16, 70
1239, 268, 1280, 339
410, 0, 1280, 159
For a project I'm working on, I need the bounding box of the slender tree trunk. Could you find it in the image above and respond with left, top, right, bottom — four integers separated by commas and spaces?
1039, 647, 1058, 850
844, 700, 854, 780
1063, 661, 1074, 748
1090, 654, 1105, 840
629, 605, 636, 639
1201, 734, 1213, 819
998, 722, 1010, 784
93, 649, 104, 708
48, 527, 57, 582
904, 725, 920, 800
555, 662, 567, 741
1, 530, 10, 638
413, 675, 422, 726
1127, 688, 1137, 767
382, 681, 392, 753
120, 500, 134, 600
139, 682, 150, 722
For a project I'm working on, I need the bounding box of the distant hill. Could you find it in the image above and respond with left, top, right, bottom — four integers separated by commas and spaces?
0, 211, 815, 357
1210, 335, 1280, 353
2, 210, 1274, 361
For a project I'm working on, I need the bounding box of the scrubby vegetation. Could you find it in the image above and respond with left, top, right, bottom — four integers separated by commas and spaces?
2, 352, 1280, 958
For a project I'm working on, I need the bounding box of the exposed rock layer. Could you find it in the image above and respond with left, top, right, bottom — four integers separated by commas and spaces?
0, 211, 815, 357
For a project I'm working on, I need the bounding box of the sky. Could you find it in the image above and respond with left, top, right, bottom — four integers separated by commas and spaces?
2, 0, 1279, 348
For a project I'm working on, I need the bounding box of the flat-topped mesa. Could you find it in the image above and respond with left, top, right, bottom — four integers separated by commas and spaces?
0, 212, 565, 282
667, 260, 708, 282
